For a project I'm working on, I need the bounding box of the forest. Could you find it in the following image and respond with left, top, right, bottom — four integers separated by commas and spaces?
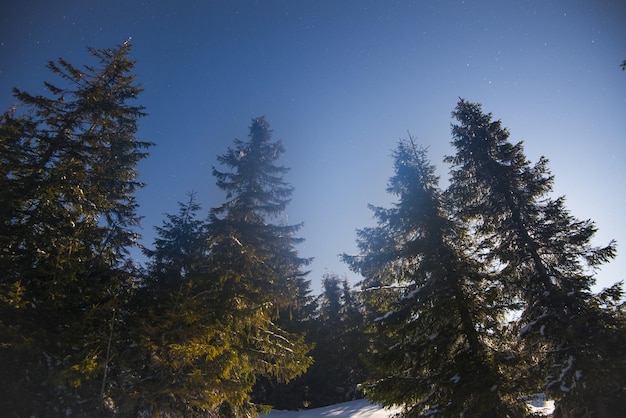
1, 42, 625, 418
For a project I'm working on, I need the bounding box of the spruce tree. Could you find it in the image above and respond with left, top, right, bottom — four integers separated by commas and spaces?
131, 117, 312, 416
119, 193, 222, 416
206, 116, 313, 415
446, 99, 626, 416
254, 273, 368, 410
143, 192, 208, 289
344, 138, 528, 417
0, 41, 151, 415
309, 273, 368, 407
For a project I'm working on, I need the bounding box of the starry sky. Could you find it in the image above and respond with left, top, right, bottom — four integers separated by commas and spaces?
1, 0, 625, 294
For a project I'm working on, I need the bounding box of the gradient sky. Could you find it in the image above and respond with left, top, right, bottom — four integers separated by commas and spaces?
2, 0, 625, 294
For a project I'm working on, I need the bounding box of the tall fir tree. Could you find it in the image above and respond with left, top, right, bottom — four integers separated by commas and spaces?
130, 117, 312, 416
445, 99, 626, 416
0, 41, 152, 415
206, 116, 313, 415
344, 138, 528, 417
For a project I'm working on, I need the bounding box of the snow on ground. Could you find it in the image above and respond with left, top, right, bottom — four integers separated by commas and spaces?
263, 397, 555, 417
527, 394, 555, 416
263, 399, 401, 418
529, 400, 555, 416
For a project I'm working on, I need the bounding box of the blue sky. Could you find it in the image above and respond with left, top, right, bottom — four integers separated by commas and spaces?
1, 0, 625, 294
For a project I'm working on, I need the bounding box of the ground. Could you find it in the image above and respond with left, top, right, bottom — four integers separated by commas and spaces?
263, 398, 555, 417
263, 399, 400, 417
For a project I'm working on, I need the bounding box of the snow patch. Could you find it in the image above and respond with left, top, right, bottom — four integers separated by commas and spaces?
527, 394, 555, 416
519, 313, 549, 337
264, 397, 555, 417
375, 311, 394, 322
553, 355, 576, 393
263, 399, 401, 418
519, 320, 536, 337
402, 286, 422, 300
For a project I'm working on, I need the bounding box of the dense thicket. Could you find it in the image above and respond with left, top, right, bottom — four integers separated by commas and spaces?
346, 100, 625, 417
0, 41, 152, 415
308, 274, 368, 407
254, 273, 369, 410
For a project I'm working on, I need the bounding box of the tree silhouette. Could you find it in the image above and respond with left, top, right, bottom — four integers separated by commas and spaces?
345, 137, 527, 417
0, 41, 152, 415
447, 99, 625, 416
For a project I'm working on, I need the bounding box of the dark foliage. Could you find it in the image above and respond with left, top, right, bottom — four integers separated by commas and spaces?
255, 273, 369, 410
446, 99, 626, 416
127, 118, 314, 416
344, 137, 528, 417
0, 41, 152, 415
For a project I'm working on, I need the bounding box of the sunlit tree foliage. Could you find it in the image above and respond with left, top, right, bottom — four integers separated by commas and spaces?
129, 118, 313, 417
0, 41, 152, 415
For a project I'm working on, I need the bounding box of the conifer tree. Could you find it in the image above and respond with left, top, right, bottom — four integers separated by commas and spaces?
344, 138, 528, 417
309, 273, 368, 407
251, 265, 317, 410
118, 193, 220, 416
206, 116, 313, 415
143, 192, 208, 289
254, 273, 368, 410
0, 41, 151, 415
131, 118, 312, 416
446, 99, 626, 416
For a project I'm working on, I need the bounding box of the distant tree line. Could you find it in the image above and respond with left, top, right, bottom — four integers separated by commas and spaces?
1, 42, 624, 417
252, 273, 369, 410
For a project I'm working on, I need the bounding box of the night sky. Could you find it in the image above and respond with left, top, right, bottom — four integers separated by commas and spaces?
2, 0, 625, 294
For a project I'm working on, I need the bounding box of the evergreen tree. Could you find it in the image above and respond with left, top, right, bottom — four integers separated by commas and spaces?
143, 191, 208, 289
206, 116, 313, 415
251, 268, 317, 411
308, 273, 368, 407
254, 273, 368, 410
131, 118, 312, 416
117, 193, 222, 416
446, 99, 626, 416
344, 138, 528, 417
0, 41, 151, 415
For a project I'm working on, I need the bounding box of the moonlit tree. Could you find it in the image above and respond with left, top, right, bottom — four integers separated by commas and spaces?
446, 99, 626, 416
345, 138, 527, 417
